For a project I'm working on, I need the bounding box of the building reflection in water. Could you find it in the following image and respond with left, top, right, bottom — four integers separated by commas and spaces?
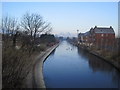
77, 47, 120, 87
77, 47, 113, 72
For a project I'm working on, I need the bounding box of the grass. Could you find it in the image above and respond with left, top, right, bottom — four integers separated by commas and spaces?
36, 44, 47, 51
3, 47, 31, 87
89, 45, 120, 61
2, 42, 48, 88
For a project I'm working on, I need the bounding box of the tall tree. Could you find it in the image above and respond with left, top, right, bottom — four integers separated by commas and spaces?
2, 16, 19, 47
21, 13, 34, 39
21, 12, 52, 42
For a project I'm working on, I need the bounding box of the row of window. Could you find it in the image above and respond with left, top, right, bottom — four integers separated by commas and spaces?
101, 34, 111, 37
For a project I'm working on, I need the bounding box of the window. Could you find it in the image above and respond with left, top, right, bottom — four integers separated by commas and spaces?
101, 34, 104, 37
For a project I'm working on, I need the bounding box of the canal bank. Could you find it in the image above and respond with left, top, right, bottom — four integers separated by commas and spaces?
90, 50, 120, 72
77, 44, 120, 72
24, 44, 59, 88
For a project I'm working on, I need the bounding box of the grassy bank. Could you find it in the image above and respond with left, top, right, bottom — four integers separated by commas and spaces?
2, 42, 50, 88
77, 44, 120, 71
89, 47, 120, 71
2, 13, 59, 88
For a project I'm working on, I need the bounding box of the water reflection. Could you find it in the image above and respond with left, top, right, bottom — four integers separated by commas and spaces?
43, 41, 120, 88
77, 47, 113, 72
77, 46, 120, 87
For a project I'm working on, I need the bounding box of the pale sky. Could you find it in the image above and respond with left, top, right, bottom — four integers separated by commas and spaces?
2, 2, 118, 37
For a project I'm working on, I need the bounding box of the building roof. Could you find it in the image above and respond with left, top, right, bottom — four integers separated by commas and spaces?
84, 31, 90, 36
78, 33, 85, 36
78, 26, 115, 38
78, 31, 90, 37
94, 26, 115, 34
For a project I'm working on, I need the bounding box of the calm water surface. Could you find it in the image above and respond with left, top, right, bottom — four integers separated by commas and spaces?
43, 41, 120, 88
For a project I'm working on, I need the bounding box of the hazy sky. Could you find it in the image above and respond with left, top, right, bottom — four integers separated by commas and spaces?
2, 2, 118, 37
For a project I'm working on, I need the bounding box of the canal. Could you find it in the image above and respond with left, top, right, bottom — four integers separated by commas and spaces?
43, 41, 120, 88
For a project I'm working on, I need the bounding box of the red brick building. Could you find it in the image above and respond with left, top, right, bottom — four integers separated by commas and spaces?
78, 26, 115, 51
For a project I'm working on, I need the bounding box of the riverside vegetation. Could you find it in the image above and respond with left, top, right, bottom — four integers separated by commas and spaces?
2, 12, 58, 88
67, 37, 120, 71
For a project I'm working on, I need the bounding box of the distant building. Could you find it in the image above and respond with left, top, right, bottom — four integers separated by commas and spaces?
78, 33, 85, 43
78, 31, 91, 46
78, 26, 115, 51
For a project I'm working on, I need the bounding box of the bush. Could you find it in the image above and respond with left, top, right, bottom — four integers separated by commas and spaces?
35, 44, 47, 52
2, 46, 35, 88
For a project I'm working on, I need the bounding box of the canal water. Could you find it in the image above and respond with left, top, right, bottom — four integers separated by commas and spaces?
43, 41, 120, 88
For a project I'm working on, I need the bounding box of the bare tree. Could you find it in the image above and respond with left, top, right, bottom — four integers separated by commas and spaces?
2, 16, 11, 36
21, 13, 34, 39
21, 12, 52, 42
42, 22, 52, 34
2, 16, 19, 47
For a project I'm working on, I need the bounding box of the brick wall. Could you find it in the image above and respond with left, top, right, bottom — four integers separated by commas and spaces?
94, 33, 115, 50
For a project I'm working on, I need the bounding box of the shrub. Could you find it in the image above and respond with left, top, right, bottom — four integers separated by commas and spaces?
2, 46, 35, 88
38, 44, 47, 51
33, 44, 47, 52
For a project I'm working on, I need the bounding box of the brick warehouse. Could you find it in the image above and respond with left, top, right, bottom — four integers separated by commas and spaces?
78, 26, 115, 51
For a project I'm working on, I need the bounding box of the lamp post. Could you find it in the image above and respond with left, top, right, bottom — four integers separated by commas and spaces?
77, 30, 79, 44
77, 30, 79, 36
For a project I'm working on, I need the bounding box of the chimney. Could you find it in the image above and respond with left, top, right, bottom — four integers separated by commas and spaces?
95, 26, 97, 28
